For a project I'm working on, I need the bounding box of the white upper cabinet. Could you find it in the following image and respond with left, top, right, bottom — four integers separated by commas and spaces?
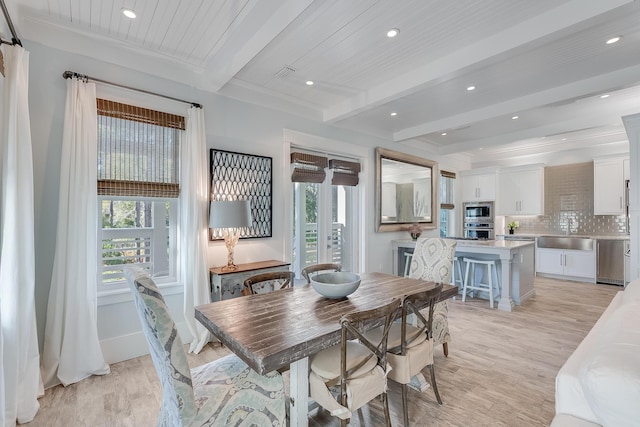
461, 169, 496, 202
594, 157, 627, 215
497, 164, 545, 216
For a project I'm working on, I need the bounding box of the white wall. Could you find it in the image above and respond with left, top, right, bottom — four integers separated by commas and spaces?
25, 40, 457, 363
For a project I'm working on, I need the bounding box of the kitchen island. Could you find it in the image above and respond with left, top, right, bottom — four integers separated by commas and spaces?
392, 239, 535, 312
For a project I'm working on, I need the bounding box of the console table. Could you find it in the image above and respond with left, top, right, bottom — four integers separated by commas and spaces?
209, 260, 291, 301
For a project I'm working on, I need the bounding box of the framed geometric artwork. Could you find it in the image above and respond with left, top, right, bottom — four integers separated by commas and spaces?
209, 149, 273, 240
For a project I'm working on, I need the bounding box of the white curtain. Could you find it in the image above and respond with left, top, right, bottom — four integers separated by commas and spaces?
181, 107, 211, 353
0, 45, 43, 426
40, 77, 110, 388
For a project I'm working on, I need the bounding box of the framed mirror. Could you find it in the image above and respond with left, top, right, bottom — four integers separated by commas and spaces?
375, 147, 438, 232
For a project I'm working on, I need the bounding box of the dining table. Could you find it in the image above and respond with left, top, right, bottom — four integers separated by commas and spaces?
195, 271, 458, 427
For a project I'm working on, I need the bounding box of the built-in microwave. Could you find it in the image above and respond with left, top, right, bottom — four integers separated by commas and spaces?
463, 201, 494, 223
464, 222, 494, 240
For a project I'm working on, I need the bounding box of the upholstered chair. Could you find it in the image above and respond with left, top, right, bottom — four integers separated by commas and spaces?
309, 298, 400, 427
408, 237, 457, 356
125, 266, 286, 426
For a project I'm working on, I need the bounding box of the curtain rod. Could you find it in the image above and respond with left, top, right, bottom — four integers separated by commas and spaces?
0, 0, 21, 46
62, 71, 202, 109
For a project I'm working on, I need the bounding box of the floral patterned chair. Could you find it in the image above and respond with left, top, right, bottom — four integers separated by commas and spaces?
408, 237, 457, 357
125, 266, 286, 426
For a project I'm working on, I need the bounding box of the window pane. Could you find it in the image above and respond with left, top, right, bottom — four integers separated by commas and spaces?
100, 199, 173, 286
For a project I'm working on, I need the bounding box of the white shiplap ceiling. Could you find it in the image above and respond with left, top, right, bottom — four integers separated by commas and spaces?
2, 0, 639, 163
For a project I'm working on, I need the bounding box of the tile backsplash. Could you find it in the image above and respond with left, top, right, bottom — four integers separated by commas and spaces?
505, 162, 628, 236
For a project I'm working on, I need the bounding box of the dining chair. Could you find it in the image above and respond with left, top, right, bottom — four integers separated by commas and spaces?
242, 271, 294, 295
408, 237, 457, 357
309, 298, 401, 427
366, 285, 444, 426
124, 266, 286, 426
301, 263, 342, 283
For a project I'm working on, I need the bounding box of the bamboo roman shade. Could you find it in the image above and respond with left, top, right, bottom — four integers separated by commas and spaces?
440, 170, 456, 210
329, 159, 361, 186
97, 99, 184, 198
290, 152, 328, 183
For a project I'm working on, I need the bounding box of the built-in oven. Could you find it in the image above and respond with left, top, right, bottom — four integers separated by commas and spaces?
463, 201, 494, 223
464, 222, 494, 240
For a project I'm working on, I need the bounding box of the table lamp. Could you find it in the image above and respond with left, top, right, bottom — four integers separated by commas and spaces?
209, 200, 253, 271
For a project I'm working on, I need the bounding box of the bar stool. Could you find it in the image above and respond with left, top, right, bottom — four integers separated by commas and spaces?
451, 256, 464, 287
461, 257, 499, 308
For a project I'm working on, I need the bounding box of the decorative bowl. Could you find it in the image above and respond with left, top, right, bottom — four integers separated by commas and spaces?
310, 272, 361, 299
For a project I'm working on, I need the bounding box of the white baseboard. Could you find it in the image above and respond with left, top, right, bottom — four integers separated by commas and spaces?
100, 320, 193, 364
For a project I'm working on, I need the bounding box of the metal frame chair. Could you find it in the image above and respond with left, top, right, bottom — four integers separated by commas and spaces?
389, 285, 444, 426
309, 298, 400, 426
243, 271, 294, 295
301, 263, 342, 283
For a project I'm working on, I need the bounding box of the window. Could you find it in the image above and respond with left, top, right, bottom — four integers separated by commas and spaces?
440, 170, 456, 237
96, 99, 184, 292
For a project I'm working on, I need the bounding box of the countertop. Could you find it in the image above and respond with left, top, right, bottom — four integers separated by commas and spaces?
496, 233, 630, 240
393, 239, 534, 249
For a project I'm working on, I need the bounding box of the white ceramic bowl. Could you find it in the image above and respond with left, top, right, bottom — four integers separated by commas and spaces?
310, 272, 361, 299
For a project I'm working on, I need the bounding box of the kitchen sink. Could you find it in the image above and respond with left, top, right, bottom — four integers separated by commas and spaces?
537, 236, 594, 251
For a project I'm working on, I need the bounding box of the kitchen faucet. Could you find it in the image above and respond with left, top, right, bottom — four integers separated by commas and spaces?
566, 218, 573, 235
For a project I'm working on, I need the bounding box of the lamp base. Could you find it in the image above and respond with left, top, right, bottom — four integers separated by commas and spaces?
221, 263, 239, 272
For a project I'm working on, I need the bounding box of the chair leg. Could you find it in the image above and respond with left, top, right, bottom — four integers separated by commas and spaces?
442, 342, 448, 357
402, 383, 409, 427
383, 391, 392, 427
429, 364, 443, 405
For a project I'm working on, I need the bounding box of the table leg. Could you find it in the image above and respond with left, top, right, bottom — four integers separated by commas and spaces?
498, 254, 515, 312
289, 357, 309, 427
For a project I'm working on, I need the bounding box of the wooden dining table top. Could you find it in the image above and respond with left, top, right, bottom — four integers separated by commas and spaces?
195, 272, 457, 375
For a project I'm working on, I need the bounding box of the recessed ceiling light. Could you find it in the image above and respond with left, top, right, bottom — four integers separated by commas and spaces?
441, 132, 447, 136
606, 36, 621, 44
386, 28, 400, 38
305, 80, 314, 86
600, 94, 610, 99
561, 138, 568, 141
390, 112, 397, 116
511, 115, 519, 120
122, 8, 136, 19
466, 85, 476, 91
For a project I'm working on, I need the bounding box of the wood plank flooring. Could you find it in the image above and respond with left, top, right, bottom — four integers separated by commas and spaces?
30, 277, 619, 426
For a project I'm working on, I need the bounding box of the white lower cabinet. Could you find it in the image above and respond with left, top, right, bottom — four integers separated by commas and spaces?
536, 248, 595, 281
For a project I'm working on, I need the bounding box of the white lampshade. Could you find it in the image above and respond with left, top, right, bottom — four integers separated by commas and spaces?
209, 200, 252, 229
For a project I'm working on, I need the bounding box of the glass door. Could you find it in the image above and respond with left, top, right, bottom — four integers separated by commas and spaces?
292, 155, 358, 280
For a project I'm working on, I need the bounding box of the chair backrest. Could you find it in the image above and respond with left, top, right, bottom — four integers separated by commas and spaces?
339, 298, 401, 386
409, 238, 457, 283
391, 285, 443, 356
302, 263, 342, 284
124, 266, 197, 426
243, 271, 294, 295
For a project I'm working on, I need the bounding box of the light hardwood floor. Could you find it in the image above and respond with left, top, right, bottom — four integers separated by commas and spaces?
30, 277, 619, 426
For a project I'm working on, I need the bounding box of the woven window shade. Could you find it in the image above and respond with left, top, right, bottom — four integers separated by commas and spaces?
440, 170, 455, 210
440, 170, 456, 179
291, 152, 328, 183
329, 159, 361, 186
97, 99, 184, 198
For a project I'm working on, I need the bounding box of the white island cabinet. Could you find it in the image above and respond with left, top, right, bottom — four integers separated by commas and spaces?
392, 239, 535, 312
